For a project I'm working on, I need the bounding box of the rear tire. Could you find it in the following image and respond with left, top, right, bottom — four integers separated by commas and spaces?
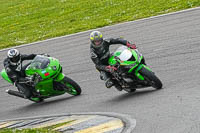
139, 67, 162, 89
62, 76, 81, 96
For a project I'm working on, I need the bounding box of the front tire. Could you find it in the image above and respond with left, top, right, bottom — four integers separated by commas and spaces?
62, 76, 82, 96
139, 67, 162, 89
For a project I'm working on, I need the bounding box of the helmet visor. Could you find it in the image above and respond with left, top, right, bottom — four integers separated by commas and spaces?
94, 40, 102, 46
10, 55, 20, 63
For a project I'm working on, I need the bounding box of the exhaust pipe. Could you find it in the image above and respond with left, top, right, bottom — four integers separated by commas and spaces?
6, 89, 26, 99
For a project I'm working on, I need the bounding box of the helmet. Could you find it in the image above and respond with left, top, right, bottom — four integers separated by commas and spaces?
7, 49, 21, 66
90, 31, 104, 48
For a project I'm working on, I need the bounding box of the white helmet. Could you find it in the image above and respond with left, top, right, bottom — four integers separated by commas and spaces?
7, 49, 21, 66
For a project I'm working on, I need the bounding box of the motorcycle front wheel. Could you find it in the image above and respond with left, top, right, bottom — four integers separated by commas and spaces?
62, 76, 82, 96
139, 67, 162, 89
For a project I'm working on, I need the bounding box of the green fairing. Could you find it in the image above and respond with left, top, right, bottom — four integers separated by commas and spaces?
55, 73, 65, 82
134, 65, 145, 80
0, 69, 13, 83
109, 46, 152, 81
135, 64, 152, 80
127, 49, 142, 73
26, 57, 60, 79
35, 78, 65, 97
25, 56, 65, 97
108, 55, 118, 65
143, 65, 152, 72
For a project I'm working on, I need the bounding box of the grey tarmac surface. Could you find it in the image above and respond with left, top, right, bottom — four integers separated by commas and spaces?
0, 7, 200, 133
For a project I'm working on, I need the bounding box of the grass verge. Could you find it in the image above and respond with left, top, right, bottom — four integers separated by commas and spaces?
0, 0, 200, 49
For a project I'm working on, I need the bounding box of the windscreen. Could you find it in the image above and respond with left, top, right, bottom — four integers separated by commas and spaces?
118, 49, 132, 61
28, 55, 50, 70
114, 46, 128, 54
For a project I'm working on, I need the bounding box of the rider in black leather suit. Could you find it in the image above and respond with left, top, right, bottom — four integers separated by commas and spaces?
89, 31, 140, 91
4, 49, 37, 98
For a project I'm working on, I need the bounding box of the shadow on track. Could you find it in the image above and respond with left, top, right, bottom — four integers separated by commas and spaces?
107, 88, 162, 103
10, 95, 82, 112
0, 94, 84, 121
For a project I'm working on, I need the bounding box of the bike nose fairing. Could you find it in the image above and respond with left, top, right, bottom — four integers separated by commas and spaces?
118, 49, 132, 61
25, 55, 60, 80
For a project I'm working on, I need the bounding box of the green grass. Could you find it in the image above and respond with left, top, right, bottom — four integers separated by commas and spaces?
0, 0, 199, 49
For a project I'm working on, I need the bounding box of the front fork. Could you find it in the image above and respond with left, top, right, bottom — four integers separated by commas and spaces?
53, 73, 67, 91
54, 73, 65, 82
134, 64, 152, 81
54, 73, 71, 92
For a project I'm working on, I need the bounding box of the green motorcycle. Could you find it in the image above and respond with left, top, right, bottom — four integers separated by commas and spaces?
1, 55, 81, 102
109, 46, 162, 92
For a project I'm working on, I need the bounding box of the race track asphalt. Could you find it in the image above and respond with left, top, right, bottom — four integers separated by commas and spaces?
0, 7, 200, 133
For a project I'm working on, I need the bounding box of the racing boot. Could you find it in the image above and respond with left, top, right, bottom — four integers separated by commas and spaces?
105, 78, 114, 88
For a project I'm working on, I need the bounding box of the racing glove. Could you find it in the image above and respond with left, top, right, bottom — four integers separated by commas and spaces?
126, 42, 136, 49
105, 65, 117, 73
